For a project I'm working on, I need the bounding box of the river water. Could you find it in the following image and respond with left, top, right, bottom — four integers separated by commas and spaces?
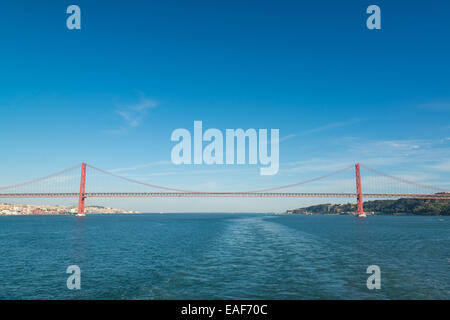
0, 214, 448, 299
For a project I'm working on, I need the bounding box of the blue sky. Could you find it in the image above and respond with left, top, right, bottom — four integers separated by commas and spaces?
0, 0, 449, 212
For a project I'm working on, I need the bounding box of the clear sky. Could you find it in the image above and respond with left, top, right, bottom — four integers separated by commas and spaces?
0, 0, 449, 212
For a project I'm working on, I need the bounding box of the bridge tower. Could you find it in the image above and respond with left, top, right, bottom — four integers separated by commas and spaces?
77, 163, 87, 215
355, 163, 364, 215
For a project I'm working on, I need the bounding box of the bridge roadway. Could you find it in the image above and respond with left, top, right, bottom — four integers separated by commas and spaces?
1, 192, 449, 199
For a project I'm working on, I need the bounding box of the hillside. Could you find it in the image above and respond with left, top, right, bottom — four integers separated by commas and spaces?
286, 198, 450, 216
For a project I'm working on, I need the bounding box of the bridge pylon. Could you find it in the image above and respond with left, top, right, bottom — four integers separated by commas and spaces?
77, 163, 87, 215
355, 163, 364, 216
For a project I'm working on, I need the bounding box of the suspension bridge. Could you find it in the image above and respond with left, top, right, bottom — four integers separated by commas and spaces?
0, 163, 449, 216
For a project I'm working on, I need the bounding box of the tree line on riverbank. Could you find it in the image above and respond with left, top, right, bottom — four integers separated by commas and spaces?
286, 198, 450, 216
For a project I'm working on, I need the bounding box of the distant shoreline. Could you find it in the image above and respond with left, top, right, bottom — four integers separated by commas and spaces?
0, 202, 138, 216
286, 212, 448, 216
1, 212, 448, 217
0, 212, 140, 216
286, 198, 450, 216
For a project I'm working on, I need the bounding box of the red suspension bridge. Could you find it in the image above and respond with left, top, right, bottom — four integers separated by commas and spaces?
0, 163, 449, 215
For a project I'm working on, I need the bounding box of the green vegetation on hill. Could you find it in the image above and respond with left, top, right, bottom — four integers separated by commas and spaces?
286, 198, 450, 216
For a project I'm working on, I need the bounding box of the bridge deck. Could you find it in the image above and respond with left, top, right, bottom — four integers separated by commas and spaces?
0, 192, 449, 199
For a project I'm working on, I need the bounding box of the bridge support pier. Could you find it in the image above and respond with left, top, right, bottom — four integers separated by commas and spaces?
355, 163, 364, 216
78, 163, 87, 215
